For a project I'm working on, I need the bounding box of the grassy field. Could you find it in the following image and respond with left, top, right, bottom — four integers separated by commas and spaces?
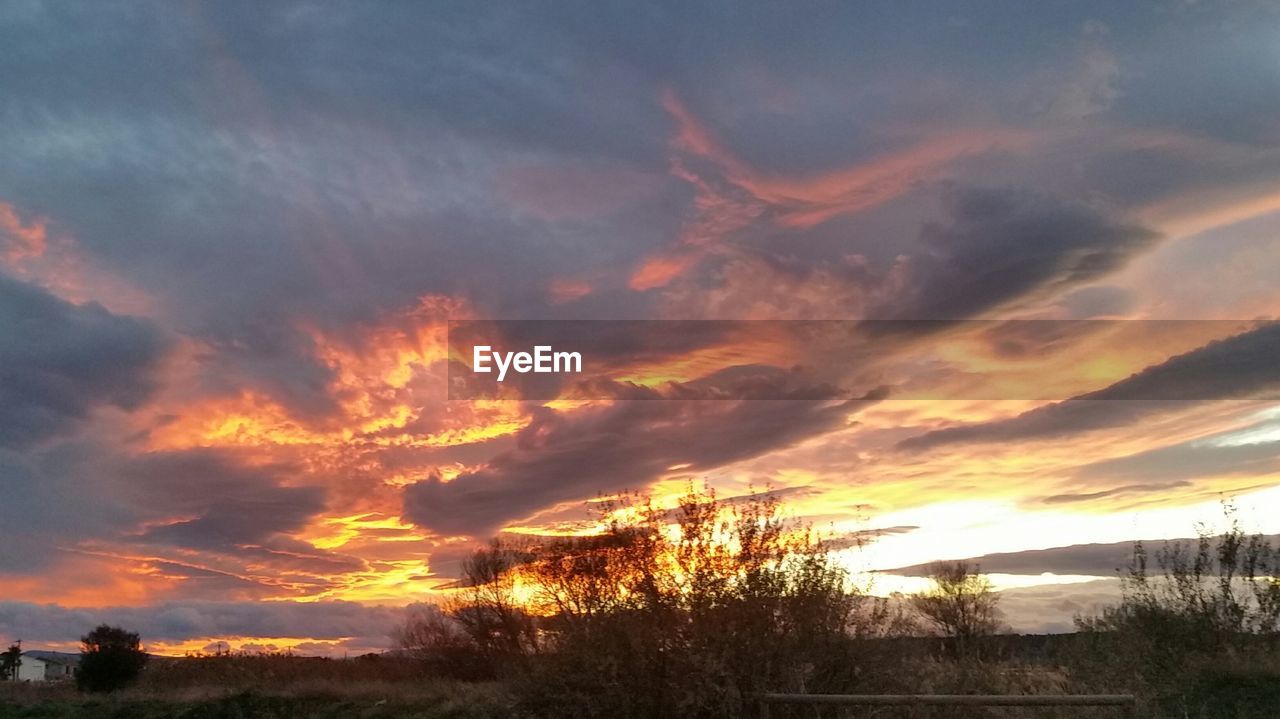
0, 674, 514, 719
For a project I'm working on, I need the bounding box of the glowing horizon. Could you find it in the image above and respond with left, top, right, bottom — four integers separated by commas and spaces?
3, 2, 1280, 655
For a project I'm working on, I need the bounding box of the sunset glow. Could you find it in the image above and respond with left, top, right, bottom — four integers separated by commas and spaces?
2, 2, 1280, 660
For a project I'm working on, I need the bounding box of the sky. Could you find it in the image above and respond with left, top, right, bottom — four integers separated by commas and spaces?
2, 0, 1280, 655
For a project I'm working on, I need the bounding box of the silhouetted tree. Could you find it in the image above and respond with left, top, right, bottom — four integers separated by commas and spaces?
77, 625, 148, 692
911, 560, 1002, 657
443, 485, 897, 718
1, 641, 20, 681
448, 540, 540, 668
393, 603, 493, 680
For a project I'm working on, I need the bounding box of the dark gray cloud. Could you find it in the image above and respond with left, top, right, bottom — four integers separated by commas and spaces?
0, 274, 168, 449
405, 388, 883, 537
113, 450, 366, 586
885, 533, 1280, 579
0, 445, 139, 572
875, 187, 1159, 320
121, 451, 328, 550
1039, 482, 1191, 505
826, 525, 920, 551
0, 599, 404, 646
899, 322, 1280, 451
0, 445, 358, 584
885, 540, 1140, 578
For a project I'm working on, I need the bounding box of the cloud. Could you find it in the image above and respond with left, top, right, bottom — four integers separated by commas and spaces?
1039, 482, 1192, 506
121, 451, 329, 550
661, 90, 1019, 230
107, 450, 367, 591
3, 0, 1280, 644
0, 201, 46, 263
0, 599, 405, 647
884, 540, 1140, 578
899, 322, 1280, 451
875, 186, 1159, 320
647, 182, 1160, 325
0, 447, 138, 573
884, 531, 1280, 591
0, 444, 357, 587
655, 252, 889, 320
0, 274, 168, 449
1056, 285, 1135, 319
630, 92, 1027, 292
405, 388, 882, 537
1072, 439, 1280, 486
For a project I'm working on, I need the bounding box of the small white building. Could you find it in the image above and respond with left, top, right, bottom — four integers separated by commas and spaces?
13, 651, 78, 682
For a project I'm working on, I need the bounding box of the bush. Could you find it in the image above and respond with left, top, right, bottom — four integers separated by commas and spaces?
77, 625, 148, 692
394, 604, 496, 681
1072, 503, 1280, 717
426, 485, 905, 718
910, 560, 1003, 658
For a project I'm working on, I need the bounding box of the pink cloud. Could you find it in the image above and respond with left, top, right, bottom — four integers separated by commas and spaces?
549, 277, 593, 304
0, 201, 47, 264
629, 90, 1029, 291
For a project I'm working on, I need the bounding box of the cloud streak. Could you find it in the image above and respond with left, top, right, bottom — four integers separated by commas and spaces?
406, 388, 882, 537
899, 322, 1280, 451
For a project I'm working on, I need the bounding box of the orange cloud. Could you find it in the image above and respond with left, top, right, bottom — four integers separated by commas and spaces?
2, 554, 163, 608
629, 251, 701, 291
151, 294, 533, 457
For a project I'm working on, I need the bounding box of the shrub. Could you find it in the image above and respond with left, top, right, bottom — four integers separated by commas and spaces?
77, 625, 148, 692
910, 560, 1004, 658
394, 604, 496, 681
438, 485, 902, 718
1073, 503, 1280, 717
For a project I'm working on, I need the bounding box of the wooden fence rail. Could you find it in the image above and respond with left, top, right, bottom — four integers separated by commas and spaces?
754, 693, 1136, 718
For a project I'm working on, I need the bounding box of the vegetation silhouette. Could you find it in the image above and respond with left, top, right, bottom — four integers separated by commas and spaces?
0, 642, 19, 682
5, 499, 1278, 718
393, 493, 1280, 718
76, 625, 148, 693
399, 486, 908, 718
1075, 503, 1280, 718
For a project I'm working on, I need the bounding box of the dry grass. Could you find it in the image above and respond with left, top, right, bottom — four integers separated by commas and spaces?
0, 654, 514, 719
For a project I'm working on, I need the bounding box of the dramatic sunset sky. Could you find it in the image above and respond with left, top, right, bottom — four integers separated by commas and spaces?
3, 1, 1280, 655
